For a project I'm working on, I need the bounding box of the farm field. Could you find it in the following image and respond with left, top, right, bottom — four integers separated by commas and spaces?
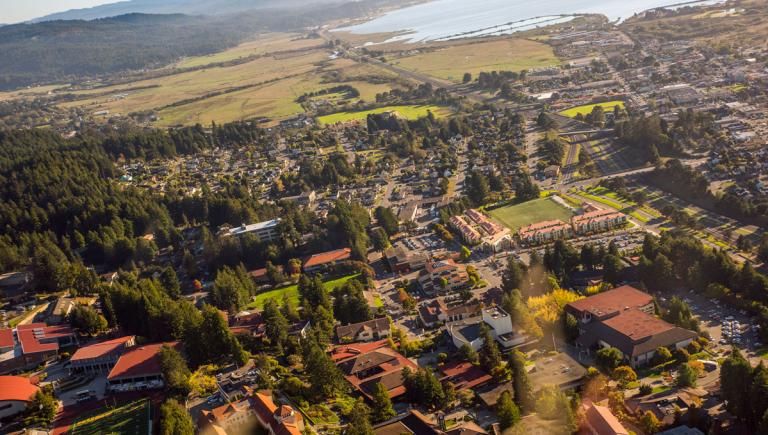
175, 33, 325, 68
70, 399, 150, 435
317, 105, 449, 126
393, 39, 559, 83
61, 51, 329, 115
247, 273, 361, 310
488, 197, 574, 231
559, 100, 625, 118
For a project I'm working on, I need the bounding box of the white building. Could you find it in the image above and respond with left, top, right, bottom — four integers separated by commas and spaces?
223, 219, 281, 243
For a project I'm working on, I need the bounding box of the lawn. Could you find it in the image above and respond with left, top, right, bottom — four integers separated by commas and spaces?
70, 399, 150, 435
317, 105, 449, 126
394, 39, 559, 83
487, 197, 574, 231
247, 273, 361, 310
559, 100, 625, 118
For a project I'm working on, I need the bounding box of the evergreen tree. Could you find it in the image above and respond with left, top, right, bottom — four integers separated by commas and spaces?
304, 339, 345, 399
160, 267, 181, 299
721, 348, 753, 420
263, 298, 289, 353
496, 391, 521, 430
479, 324, 503, 372
159, 399, 195, 435
159, 345, 192, 398
346, 399, 374, 435
371, 382, 396, 423
509, 350, 534, 412
502, 258, 525, 292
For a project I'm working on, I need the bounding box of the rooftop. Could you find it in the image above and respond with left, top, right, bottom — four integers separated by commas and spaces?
303, 248, 352, 269
107, 342, 175, 381
0, 376, 39, 403
16, 323, 75, 355
566, 285, 653, 318
336, 318, 390, 341
70, 336, 134, 362
226, 219, 281, 237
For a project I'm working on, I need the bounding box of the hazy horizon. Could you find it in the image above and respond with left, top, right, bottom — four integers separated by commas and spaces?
0, 0, 117, 24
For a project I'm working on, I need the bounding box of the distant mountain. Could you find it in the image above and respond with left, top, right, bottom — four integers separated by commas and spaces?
33, 0, 343, 22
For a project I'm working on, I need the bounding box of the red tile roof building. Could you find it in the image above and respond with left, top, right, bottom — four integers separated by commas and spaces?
450, 210, 512, 252
251, 390, 304, 435
106, 342, 178, 392
302, 248, 352, 273
581, 402, 629, 435
418, 259, 469, 295
331, 340, 417, 399
70, 336, 136, 374
567, 286, 697, 367
439, 361, 492, 391
0, 376, 39, 419
0, 323, 77, 375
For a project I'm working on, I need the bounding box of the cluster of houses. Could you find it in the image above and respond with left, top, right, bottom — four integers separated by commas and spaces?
519, 208, 627, 245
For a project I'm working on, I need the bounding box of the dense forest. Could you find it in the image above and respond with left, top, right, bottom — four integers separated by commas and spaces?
0, 0, 399, 90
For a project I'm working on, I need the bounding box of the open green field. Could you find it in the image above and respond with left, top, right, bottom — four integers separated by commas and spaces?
317, 105, 449, 126
559, 100, 625, 118
394, 39, 559, 83
488, 197, 574, 231
71, 399, 150, 435
175, 33, 325, 68
247, 273, 361, 310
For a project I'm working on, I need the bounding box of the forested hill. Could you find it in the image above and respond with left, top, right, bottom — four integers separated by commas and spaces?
0, 14, 252, 90
0, 0, 396, 91
33, 0, 341, 22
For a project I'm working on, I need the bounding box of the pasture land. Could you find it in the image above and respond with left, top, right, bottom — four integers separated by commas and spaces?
317, 105, 449, 126
175, 33, 325, 68
70, 399, 150, 435
558, 101, 625, 118
488, 197, 574, 231
248, 274, 361, 310
393, 39, 559, 83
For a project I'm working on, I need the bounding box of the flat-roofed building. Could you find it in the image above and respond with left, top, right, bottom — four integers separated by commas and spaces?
571, 209, 627, 234
222, 219, 281, 243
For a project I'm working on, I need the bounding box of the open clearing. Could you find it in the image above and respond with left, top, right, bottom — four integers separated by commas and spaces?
559, 100, 625, 118
175, 33, 325, 68
317, 105, 449, 126
248, 274, 361, 310
393, 39, 559, 83
70, 399, 150, 435
488, 197, 573, 231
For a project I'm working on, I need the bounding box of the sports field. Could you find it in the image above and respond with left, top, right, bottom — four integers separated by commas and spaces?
487, 197, 573, 231
317, 105, 449, 126
559, 101, 625, 118
394, 39, 559, 83
248, 273, 361, 310
70, 399, 150, 435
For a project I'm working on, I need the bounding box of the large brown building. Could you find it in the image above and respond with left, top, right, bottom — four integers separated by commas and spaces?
566, 286, 697, 368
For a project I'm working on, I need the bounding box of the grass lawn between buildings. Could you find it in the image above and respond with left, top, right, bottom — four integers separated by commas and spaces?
317, 105, 449, 126
559, 100, 625, 118
487, 197, 574, 231
247, 273, 361, 310
70, 399, 150, 435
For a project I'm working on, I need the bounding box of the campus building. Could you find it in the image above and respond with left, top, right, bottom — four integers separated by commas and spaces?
518, 220, 574, 245
222, 219, 281, 243
449, 209, 513, 252
417, 259, 469, 295
566, 286, 697, 368
447, 306, 530, 351
0, 376, 39, 419
0, 323, 78, 375
69, 336, 136, 374
106, 342, 176, 393
302, 248, 352, 274
571, 209, 628, 234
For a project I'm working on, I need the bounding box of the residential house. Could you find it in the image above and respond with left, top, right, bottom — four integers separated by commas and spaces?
418, 299, 481, 328
336, 318, 391, 343
418, 259, 468, 295
331, 340, 417, 400
374, 410, 441, 434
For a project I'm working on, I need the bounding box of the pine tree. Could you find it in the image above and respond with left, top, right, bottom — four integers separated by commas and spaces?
479, 324, 502, 372
509, 350, 534, 412
496, 391, 521, 429
371, 382, 396, 422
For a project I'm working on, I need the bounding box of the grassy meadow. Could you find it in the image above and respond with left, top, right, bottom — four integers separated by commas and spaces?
393, 39, 559, 83
317, 105, 449, 126
559, 101, 625, 118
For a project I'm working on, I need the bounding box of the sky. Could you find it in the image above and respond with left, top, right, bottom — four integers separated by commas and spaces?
0, 0, 116, 24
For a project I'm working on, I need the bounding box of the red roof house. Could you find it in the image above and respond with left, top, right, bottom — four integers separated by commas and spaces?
0, 376, 40, 418
302, 248, 352, 273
